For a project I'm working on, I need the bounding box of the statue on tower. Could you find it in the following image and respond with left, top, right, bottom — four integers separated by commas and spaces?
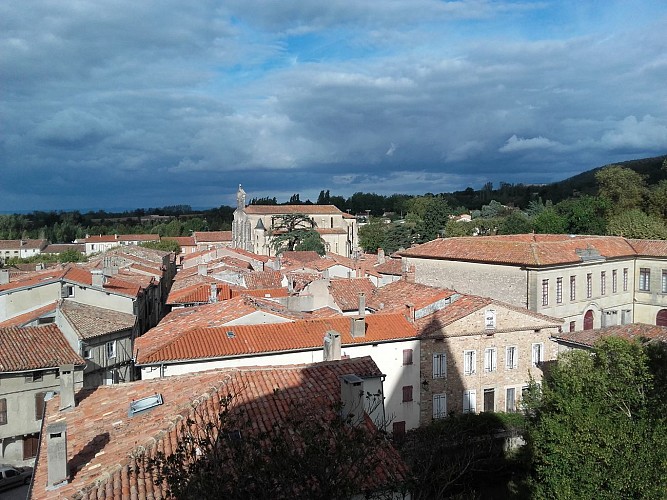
236, 184, 246, 211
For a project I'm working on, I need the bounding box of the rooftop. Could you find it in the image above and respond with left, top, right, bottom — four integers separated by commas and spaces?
0, 324, 85, 372
32, 357, 403, 499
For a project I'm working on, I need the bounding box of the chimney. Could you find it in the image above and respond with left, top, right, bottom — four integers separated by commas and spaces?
46, 422, 69, 488
209, 283, 218, 303
405, 302, 415, 323
323, 330, 341, 361
91, 269, 105, 287
357, 292, 366, 318
59, 364, 76, 411
0, 269, 9, 285
198, 263, 207, 276
350, 316, 366, 338
36, 262, 44, 271
377, 248, 385, 264
340, 374, 364, 425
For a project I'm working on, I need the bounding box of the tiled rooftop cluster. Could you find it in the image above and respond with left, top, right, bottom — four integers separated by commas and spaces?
32, 357, 405, 499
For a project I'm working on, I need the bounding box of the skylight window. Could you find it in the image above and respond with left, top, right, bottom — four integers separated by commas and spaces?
226, 331, 236, 339
128, 393, 163, 417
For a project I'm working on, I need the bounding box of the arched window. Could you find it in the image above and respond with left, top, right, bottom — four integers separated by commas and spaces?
657, 309, 667, 327
584, 310, 594, 330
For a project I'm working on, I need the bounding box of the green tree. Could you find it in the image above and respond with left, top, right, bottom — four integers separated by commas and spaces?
606, 209, 667, 239
524, 338, 667, 499
532, 207, 568, 234
595, 165, 647, 215
555, 196, 609, 235
295, 230, 326, 255
646, 180, 667, 221
358, 218, 387, 253
411, 196, 452, 242
141, 240, 182, 254
383, 223, 414, 253
148, 394, 404, 500
58, 249, 86, 263
270, 214, 317, 254
497, 211, 532, 235
443, 220, 476, 238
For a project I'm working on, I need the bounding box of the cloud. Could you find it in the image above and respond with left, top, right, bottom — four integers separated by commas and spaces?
499, 135, 561, 153
34, 109, 119, 148
600, 115, 667, 152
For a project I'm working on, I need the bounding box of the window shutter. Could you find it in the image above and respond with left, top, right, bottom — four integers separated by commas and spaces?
35, 392, 46, 420
0, 398, 7, 425
402, 385, 413, 402
403, 349, 413, 366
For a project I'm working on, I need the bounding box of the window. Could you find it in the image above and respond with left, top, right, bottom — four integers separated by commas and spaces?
662, 270, 667, 293
402, 349, 413, 366
640, 268, 650, 291
484, 348, 497, 372
531, 343, 543, 367
463, 390, 477, 413
600, 271, 606, 295
541, 279, 549, 306
586, 273, 593, 298
570, 276, 576, 301
463, 350, 476, 375
83, 347, 92, 359
104, 369, 119, 386
26, 371, 42, 383
506, 388, 516, 412
483, 388, 495, 412
402, 386, 413, 403
612, 270, 618, 293
569, 321, 576, 332
556, 277, 563, 304
433, 394, 447, 419
506, 346, 518, 370
35, 392, 46, 420
0, 398, 6, 425
432, 353, 447, 378
23, 434, 39, 460
623, 268, 629, 291
106, 340, 117, 359
392, 421, 406, 435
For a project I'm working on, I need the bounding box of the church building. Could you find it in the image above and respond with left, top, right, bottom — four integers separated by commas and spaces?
232, 185, 358, 257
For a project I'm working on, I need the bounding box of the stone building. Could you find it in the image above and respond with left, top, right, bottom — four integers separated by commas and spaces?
399, 234, 667, 332
232, 185, 358, 257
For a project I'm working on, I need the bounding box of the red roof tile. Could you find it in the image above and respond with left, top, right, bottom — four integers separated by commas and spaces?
0, 324, 85, 372
244, 269, 284, 290
60, 301, 136, 340
193, 231, 232, 242
136, 313, 417, 364
626, 239, 667, 257
368, 280, 458, 312
329, 278, 376, 311
0, 301, 57, 327
246, 204, 346, 215
554, 323, 667, 347
400, 234, 639, 266
32, 357, 403, 499
162, 236, 196, 246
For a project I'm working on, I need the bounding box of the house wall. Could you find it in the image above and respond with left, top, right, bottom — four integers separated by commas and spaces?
0, 281, 60, 321
531, 258, 636, 331
0, 368, 83, 465
140, 338, 422, 431
63, 284, 134, 315
633, 257, 667, 324
409, 259, 528, 308
418, 304, 560, 424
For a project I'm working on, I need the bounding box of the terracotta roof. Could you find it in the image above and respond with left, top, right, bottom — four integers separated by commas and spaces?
243, 269, 283, 290
0, 301, 58, 328
42, 244, 85, 254
232, 287, 289, 299
0, 238, 47, 250
135, 296, 305, 361
83, 234, 159, 243
0, 268, 65, 293
374, 258, 403, 275
554, 323, 667, 348
33, 357, 403, 500
315, 227, 347, 235
399, 234, 639, 266
193, 231, 232, 242
136, 313, 417, 364
329, 278, 376, 311
0, 324, 85, 372
368, 280, 458, 312
60, 301, 136, 340
246, 204, 346, 215
167, 282, 229, 305
280, 251, 322, 266
626, 239, 667, 257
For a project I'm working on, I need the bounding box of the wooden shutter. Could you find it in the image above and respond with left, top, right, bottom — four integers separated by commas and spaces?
35, 392, 46, 420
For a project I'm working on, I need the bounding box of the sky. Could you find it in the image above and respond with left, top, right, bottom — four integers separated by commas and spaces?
2, 1, 667, 212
